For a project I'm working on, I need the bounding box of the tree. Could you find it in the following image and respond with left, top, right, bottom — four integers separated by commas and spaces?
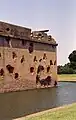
68, 50, 76, 62
57, 50, 76, 74
57, 64, 74, 74
68, 50, 76, 69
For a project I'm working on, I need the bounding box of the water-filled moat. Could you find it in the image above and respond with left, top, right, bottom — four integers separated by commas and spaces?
0, 81, 76, 120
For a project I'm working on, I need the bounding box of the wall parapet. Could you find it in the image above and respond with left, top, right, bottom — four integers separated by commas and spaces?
0, 21, 58, 46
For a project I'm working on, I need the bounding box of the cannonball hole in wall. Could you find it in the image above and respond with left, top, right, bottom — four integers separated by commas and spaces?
12, 52, 17, 59
47, 66, 50, 73
6, 28, 10, 31
33, 56, 37, 62
6, 65, 14, 73
30, 67, 34, 73
50, 60, 53, 65
37, 65, 44, 73
39, 59, 42, 62
0, 53, 1, 57
15, 73, 19, 79
43, 53, 47, 59
46, 76, 51, 85
29, 43, 33, 53
21, 55, 25, 63
38, 33, 42, 37
0, 68, 4, 76
38, 76, 51, 86
54, 60, 56, 65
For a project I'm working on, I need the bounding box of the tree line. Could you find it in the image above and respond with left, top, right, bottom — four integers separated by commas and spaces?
57, 50, 76, 74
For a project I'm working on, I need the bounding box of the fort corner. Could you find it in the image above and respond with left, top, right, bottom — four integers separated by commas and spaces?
0, 21, 58, 93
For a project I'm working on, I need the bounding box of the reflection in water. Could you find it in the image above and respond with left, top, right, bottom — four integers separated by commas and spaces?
0, 82, 76, 120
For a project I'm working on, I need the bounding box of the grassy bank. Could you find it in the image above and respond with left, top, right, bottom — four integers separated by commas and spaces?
58, 74, 76, 81
24, 103, 76, 120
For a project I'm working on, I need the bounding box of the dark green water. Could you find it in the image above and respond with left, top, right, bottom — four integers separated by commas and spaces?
0, 82, 76, 120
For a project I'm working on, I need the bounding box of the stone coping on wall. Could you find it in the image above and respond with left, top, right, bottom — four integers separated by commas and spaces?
0, 21, 58, 46
0, 34, 58, 46
0, 21, 31, 40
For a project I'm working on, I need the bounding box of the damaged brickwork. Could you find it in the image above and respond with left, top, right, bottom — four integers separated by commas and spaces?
0, 21, 58, 93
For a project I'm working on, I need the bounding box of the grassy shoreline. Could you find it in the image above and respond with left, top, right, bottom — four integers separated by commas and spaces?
25, 103, 76, 120
15, 103, 76, 120
58, 74, 76, 81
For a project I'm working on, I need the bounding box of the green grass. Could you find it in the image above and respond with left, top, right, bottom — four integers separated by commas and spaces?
25, 103, 76, 120
58, 74, 76, 81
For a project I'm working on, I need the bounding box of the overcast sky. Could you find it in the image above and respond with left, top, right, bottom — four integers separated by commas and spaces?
0, 0, 76, 65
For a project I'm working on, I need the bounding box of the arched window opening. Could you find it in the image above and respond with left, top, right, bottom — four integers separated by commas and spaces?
30, 67, 34, 73
6, 36, 10, 45
29, 43, 33, 53
22, 40, 27, 46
